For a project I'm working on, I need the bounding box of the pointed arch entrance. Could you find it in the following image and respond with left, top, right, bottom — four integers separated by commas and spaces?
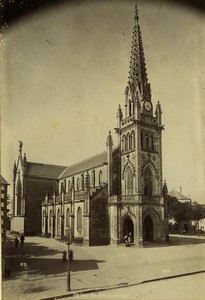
143, 215, 153, 241
123, 216, 134, 243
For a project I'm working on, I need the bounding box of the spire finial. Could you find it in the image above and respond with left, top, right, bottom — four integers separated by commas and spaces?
106, 131, 113, 147
135, 0, 139, 22
126, 1, 151, 102
19, 141, 23, 154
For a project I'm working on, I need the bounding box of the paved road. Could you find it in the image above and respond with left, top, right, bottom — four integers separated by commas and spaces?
73, 272, 205, 300
3, 233, 205, 300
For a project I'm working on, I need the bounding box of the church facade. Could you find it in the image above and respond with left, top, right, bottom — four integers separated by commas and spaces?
12, 4, 166, 246
41, 5, 165, 246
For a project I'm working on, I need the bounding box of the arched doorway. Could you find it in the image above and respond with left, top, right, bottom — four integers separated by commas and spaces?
143, 215, 153, 241
123, 216, 134, 243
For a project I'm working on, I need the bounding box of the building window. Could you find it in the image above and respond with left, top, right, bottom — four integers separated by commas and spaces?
144, 167, 153, 196
150, 134, 154, 151
64, 180, 66, 192
77, 177, 80, 191
145, 133, 149, 150
16, 180, 22, 215
68, 180, 71, 191
122, 135, 125, 152
125, 166, 133, 195
99, 170, 103, 186
131, 131, 135, 149
42, 210, 45, 227
77, 207, 82, 232
92, 170, 95, 187
125, 133, 129, 151
49, 210, 52, 229
60, 182, 64, 193
66, 208, 70, 227
81, 174, 84, 190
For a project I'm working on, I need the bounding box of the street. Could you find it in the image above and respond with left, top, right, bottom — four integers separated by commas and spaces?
2, 233, 205, 300
73, 272, 205, 300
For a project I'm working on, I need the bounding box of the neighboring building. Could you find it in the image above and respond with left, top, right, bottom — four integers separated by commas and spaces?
42, 4, 166, 246
168, 189, 192, 233
1, 175, 9, 277
11, 142, 66, 235
169, 189, 192, 203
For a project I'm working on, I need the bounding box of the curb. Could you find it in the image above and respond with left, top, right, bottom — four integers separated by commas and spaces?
40, 269, 205, 300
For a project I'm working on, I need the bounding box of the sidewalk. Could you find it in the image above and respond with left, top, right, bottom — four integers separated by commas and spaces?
3, 233, 205, 300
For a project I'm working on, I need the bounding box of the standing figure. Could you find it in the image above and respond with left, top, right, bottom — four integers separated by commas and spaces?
128, 232, 132, 245
62, 251, 67, 262
15, 237, 19, 248
20, 234, 25, 247
124, 234, 129, 247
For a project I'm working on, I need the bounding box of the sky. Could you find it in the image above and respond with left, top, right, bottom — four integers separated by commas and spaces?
1, 0, 205, 203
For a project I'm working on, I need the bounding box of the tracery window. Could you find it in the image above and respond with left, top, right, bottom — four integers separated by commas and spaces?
125, 166, 133, 195
144, 167, 153, 196
131, 131, 135, 149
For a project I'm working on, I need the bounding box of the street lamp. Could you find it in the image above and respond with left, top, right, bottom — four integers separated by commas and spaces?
66, 226, 71, 291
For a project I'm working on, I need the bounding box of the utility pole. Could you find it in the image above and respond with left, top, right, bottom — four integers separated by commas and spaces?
66, 226, 71, 291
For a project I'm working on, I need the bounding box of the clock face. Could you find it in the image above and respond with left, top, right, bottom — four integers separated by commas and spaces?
144, 100, 152, 112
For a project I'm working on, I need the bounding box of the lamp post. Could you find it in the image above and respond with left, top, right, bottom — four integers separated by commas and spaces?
66, 226, 71, 291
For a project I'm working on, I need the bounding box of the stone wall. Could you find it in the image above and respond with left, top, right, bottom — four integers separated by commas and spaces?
90, 185, 109, 246
25, 177, 58, 234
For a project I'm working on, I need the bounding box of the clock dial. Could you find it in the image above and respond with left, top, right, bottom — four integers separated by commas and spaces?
144, 100, 152, 112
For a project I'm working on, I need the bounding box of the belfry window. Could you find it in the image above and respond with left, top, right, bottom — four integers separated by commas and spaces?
144, 168, 153, 196
122, 135, 125, 152
131, 131, 135, 149
125, 166, 133, 195
141, 131, 144, 149
145, 133, 149, 150
150, 135, 154, 151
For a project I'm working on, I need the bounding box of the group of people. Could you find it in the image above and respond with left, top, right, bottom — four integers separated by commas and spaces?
15, 234, 25, 248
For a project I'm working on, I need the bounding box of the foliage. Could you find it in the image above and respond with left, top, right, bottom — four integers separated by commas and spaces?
192, 202, 205, 221
167, 197, 205, 224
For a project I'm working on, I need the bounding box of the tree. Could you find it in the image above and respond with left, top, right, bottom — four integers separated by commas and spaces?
192, 202, 205, 233
167, 196, 193, 233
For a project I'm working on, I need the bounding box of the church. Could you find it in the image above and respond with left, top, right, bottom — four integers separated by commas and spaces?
12, 4, 166, 246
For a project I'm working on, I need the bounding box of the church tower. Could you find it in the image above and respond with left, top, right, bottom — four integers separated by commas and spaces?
110, 3, 165, 246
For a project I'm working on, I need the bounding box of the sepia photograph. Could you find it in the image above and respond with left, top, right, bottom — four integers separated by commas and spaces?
1, 0, 205, 299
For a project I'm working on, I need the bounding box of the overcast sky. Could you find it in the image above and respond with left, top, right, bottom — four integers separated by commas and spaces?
1, 0, 205, 203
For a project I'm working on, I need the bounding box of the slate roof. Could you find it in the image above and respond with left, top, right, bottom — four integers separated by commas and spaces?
0, 175, 9, 185
59, 151, 108, 179
26, 162, 66, 179
168, 190, 191, 202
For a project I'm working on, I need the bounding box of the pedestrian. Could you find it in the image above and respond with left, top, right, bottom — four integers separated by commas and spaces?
20, 234, 25, 247
128, 232, 132, 245
15, 237, 19, 248
124, 234, 129, 247
62, 251, 67, 262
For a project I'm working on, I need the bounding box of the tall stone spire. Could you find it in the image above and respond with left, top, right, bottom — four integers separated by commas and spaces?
126, 1, 151, 102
